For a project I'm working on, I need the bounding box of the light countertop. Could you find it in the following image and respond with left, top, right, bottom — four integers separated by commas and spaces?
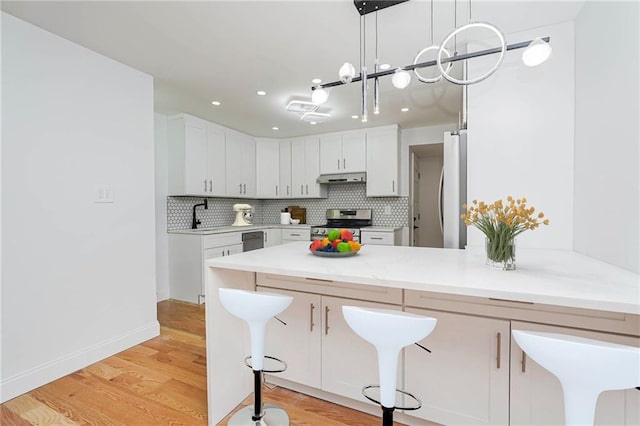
206, 242, 640, 315
168, 224, 312, 235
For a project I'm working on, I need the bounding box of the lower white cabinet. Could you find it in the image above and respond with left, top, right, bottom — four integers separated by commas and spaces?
261, 287, 400, 405
281, 228, 310, 244
510, 321, 640, 426
404, 308, 510, 426
169, 232, 242, 304
360, 229, 401, 246
263, 228, 282, 248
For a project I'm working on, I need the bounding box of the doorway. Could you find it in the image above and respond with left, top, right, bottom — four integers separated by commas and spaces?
410, 144, 444, 247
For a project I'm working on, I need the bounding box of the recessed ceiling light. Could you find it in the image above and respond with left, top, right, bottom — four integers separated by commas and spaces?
272, 127, 279, 130
312, 78, 322, 84
211, 101, 221, 106
379, 64, 391, 70
401, 107, 410, 112
351, 115, 359, 119
257, 90, 267, 96
310, 122, 317, 125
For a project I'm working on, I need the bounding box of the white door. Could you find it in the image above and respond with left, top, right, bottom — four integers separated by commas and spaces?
184, 122, 207, 195
206, 124, 226, 196
510, 321, 640, 426
261, 288, 322, 388
319, 134, 342, 174
256, 140, 279, 198
341, 130, 366, 172
279, 140, 292, 198
321, 296, 401, 405
404, 308, 510, 426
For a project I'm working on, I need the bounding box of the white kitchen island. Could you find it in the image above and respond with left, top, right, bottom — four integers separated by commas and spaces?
205, 242, 640, 425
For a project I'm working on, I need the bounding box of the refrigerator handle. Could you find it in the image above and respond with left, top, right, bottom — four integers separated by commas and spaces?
438, 166, 444, 236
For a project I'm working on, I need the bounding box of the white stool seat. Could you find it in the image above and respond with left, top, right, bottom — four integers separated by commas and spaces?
343, 306, 437, 419
513, 330, 640, 426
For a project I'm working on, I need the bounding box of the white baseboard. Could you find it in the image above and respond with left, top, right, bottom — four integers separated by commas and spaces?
0, 321, 160, 403
157, 288, 170, 302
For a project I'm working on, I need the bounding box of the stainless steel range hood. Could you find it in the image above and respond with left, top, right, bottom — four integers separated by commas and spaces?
316, 172, 366, 184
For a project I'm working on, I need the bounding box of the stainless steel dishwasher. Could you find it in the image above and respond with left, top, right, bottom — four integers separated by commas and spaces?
242, 231, 264, 252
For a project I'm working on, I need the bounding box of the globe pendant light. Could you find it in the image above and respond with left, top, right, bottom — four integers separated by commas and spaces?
392, 68, 411, 89
311, 87, 329, 105
339, 62, 357, 83
522, 37, 552, 67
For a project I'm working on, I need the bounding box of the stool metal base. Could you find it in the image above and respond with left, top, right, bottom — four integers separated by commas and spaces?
227, 403, 289, 426
362, 385, 422, 410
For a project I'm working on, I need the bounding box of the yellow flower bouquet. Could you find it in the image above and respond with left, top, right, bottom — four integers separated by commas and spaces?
461, 196, 549, 270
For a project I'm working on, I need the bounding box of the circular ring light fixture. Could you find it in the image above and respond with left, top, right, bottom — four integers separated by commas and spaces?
437, 22, 506, 86
413, 45, 452, 83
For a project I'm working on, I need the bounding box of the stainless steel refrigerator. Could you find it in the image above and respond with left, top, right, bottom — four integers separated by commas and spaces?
441, 130, 467, 249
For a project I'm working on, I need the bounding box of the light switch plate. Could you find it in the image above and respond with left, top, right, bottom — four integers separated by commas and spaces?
95, 185, 114, 203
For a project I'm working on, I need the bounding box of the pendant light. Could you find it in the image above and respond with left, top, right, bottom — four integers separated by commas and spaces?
522, 37, 552, 67
311, 87, 329, 104
413, 0, 452, 83
339, 62, 357, 83
360, 13, 368, 122
373, 11, 380, 115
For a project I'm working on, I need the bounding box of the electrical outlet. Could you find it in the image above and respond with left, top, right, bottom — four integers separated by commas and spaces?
384, 205, 392, 215
95, 185, 114, 203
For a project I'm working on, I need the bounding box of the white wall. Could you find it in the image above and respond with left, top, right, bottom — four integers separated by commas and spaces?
155, 113, 170, 300
574, 1, 639, 273
467, 21, 575, 250
1, 13, 159, 402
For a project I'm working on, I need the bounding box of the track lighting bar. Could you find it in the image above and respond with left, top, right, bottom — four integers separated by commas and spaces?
311, 36, 550, 91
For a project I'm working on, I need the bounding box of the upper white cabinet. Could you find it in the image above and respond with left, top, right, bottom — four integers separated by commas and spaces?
320, 130, 366, 174
279, 140, 292, 198
255, 139, 280, 198
225, 130, 255, 197
168, 114, 226, 196
366, 125, 399, 196
291, 137, 327, 198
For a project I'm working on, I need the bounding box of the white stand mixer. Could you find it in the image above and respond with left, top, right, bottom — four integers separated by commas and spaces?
232, 203, 253, 226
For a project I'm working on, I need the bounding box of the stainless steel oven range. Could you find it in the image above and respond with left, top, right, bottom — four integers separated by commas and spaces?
310, 209, 372, 242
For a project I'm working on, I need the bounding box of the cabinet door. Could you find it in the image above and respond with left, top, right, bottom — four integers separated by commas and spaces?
321, 296, 401, 405
184, 121, 208, 195
206, 124, 226, 196
263, 229, 282, 247
241, 136, 256, 197
279, 140, 292, 198
304, 137, 324, 198
290, 138, 306, 197
366, 126, 399, 196
341, 130, 366, 173
261, 288, 322, 388
225, 132, 244, 196
319, 134, 342, 174
510, 321, 640, 426
404, 308, 510, 426
256, 140, 280, 198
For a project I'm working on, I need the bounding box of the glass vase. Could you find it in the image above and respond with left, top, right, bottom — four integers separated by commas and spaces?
485, 236, 516, 270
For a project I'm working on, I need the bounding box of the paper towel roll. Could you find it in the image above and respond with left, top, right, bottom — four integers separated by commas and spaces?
280, 212, 291, 225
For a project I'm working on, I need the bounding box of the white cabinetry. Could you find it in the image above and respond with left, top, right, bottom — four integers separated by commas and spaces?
281, 228, 310, 244
168, 114, 226, 196
510, 321, 640, 426
255, 139, 280, 198
279, 140, 292, 198
169, 232, 242, 304
291, 137, 326, 198
360, 229, 401, 246
366, 125, 399, 196
320, 130, 366, 174
263, 228, 282, 248
226, 130, 255, 197
404, 308, 510, 426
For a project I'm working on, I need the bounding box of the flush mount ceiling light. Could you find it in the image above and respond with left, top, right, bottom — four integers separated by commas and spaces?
211, 100, 221, 106
285, 100, 318, 113
310, 0, 550, 117
522, 37, 553, 67
256, 90, 267, 96
312, 78, 322, 84
401, 107, 410, 112
300, 112, 331, 123
272, 127, 279, 130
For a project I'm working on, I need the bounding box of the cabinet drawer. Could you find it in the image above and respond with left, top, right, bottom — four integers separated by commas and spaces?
281, 229, 310, 241
203, 232, 242, 249
361, 231, 394, 245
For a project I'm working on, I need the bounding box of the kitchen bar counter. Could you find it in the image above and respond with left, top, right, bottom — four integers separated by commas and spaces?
204, 242, 639, 425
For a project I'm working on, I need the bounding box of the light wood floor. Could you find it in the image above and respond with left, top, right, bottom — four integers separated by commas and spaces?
1, 299, 397, 425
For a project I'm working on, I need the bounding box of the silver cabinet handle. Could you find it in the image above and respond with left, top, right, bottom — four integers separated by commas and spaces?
392, 180, 395, 192
521, 350, 527, 373
337, 159, 340, 169
209, 180, 212, 192
227, 249, 230, 255
239, 183, 242, 194
370, 237, 384, 240
204, 179, 207, 192
325, 306, 330, 335
310, 303, 316, 332
301, 185, 304, 195
243, 183, 246, 194
305, 184, 309, 195
290, 233, 301, 237
275, 185, 278, 196
221, 250, 225, 256
343, 158, 346, 169
287, 185, 290, 195
496, 332, 502, 369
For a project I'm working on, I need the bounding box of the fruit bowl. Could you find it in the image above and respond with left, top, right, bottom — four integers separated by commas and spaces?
308, 228, 361, 257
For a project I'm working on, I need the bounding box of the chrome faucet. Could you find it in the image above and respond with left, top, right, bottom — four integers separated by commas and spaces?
192, 199, 208, 229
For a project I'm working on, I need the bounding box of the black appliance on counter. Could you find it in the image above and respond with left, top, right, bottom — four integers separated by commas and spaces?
310, 209, 372, 242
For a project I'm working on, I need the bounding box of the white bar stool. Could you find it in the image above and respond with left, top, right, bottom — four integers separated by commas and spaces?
342, 306, 437, 426
512, 330, 640, 426
219, 288, 293, 426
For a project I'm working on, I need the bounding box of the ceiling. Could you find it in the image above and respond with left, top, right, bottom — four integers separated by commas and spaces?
1, 1, 584, 138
